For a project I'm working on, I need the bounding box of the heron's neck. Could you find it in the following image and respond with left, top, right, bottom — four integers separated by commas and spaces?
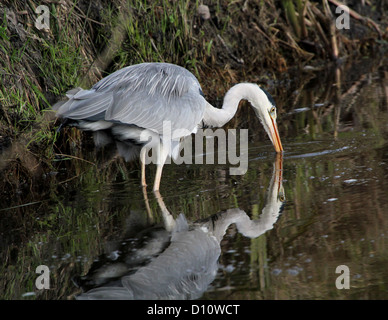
204, 83, 259, 127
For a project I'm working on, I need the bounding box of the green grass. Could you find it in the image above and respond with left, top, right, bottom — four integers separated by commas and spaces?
0, 0, 219, 153
99, 0, 204, 73
0, 0, 94, 159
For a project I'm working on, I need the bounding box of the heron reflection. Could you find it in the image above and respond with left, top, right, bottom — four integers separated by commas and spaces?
74, 154, 284, 300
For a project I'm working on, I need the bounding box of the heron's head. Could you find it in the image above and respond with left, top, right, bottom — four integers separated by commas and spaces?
248, 85, 283, 153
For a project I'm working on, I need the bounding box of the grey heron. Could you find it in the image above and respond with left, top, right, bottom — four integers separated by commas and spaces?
54, 62, 283, 191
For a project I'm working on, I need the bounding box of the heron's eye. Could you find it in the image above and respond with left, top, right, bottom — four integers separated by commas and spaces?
270, 107, 276, 115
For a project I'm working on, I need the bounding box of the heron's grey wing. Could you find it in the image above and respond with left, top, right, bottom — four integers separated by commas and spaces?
100, 63, 207, 135
54, 87, 113, 121
55, 63, 206, 136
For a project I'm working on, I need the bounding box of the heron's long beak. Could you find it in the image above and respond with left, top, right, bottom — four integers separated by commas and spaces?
270, 118, 283, 153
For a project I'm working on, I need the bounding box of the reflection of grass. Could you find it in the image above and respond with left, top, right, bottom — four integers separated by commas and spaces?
0, 157, 146, 299
0, 203, 99, 299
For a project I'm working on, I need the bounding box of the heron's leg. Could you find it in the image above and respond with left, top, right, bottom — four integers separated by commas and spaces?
153, 164, 163, 191
140, 147, 147, 187
153, 141, 169, 191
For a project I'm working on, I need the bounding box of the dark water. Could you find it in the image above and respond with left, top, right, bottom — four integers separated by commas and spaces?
1, 57, 388, 300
